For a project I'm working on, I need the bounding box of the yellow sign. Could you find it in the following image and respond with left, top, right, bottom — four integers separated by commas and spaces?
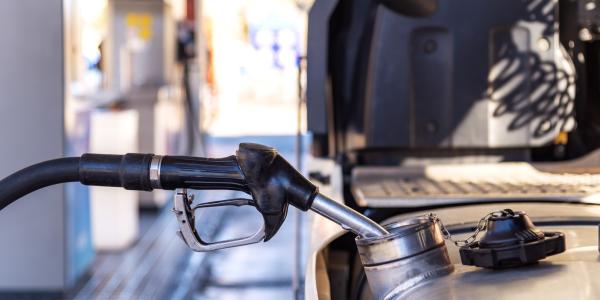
125, 13, 153, 40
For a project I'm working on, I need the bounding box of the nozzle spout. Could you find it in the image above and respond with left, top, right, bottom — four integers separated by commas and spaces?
310, 193, 388, 238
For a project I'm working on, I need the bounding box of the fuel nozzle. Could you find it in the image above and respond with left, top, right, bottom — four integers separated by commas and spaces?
161, 143, 387, 251
310, 194, 388, 237
233, 143, 388, 239
0, 142, 387, 252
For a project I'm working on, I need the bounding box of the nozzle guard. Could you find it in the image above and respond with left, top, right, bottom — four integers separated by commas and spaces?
172, 188, 265, 252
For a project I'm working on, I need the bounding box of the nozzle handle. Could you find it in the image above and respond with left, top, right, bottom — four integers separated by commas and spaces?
79, 153, 249, 192
159, 155, 249, 192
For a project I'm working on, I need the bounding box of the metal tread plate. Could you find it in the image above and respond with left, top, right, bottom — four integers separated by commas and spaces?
352, 163, 600, 207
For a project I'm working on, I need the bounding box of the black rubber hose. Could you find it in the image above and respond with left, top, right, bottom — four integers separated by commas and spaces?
0, 157, 80, 211
0, 152, 246, 212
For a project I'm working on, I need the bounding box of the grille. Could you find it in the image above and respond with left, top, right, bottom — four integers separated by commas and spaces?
352, 163, 600, 207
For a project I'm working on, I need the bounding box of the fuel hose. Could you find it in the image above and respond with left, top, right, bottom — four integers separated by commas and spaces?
0, 157, 80, 211
0, 153, 248, 212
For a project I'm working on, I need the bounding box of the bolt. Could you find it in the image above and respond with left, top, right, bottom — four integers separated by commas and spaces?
537, 38, 550, 52
580, 28, 593, 41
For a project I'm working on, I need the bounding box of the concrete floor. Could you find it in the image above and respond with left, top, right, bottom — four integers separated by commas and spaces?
190, 201, 297, 300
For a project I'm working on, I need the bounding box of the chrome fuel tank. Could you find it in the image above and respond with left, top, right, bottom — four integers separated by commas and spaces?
403, 259, 600, 299
384, 223, 600, 299
305, 203, 600, 300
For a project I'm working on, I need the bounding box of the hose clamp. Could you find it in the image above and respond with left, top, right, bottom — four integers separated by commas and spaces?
150, 155, 163, 189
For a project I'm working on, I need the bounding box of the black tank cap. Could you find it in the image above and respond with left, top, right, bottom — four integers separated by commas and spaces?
460, 209, 565, 268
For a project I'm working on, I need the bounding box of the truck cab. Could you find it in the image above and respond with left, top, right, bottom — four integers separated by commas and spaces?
304, 1, 600, 298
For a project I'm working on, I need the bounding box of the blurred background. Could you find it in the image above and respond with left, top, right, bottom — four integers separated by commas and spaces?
6, 1, 600, 299
0, 0, 310, 299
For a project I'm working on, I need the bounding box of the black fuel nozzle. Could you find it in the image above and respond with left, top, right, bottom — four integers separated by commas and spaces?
235, 143, 320, 240
77, 143, 319, 241
0, 142, 385, 251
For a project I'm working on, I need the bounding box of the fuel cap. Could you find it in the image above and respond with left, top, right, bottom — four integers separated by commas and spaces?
459, 209, 565, 268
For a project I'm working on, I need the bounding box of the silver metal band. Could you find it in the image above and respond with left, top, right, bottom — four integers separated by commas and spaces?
355, 215, 445, 265
150, 155, 163, 189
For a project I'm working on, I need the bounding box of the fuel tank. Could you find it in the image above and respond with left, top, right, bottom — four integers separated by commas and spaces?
403, 258, 600, 299
306, 203, 600, 300
379, 224, 599, 299
382, 209, 600, 299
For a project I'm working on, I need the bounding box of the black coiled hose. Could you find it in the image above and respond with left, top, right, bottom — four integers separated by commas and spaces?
0, 157, 80, 211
